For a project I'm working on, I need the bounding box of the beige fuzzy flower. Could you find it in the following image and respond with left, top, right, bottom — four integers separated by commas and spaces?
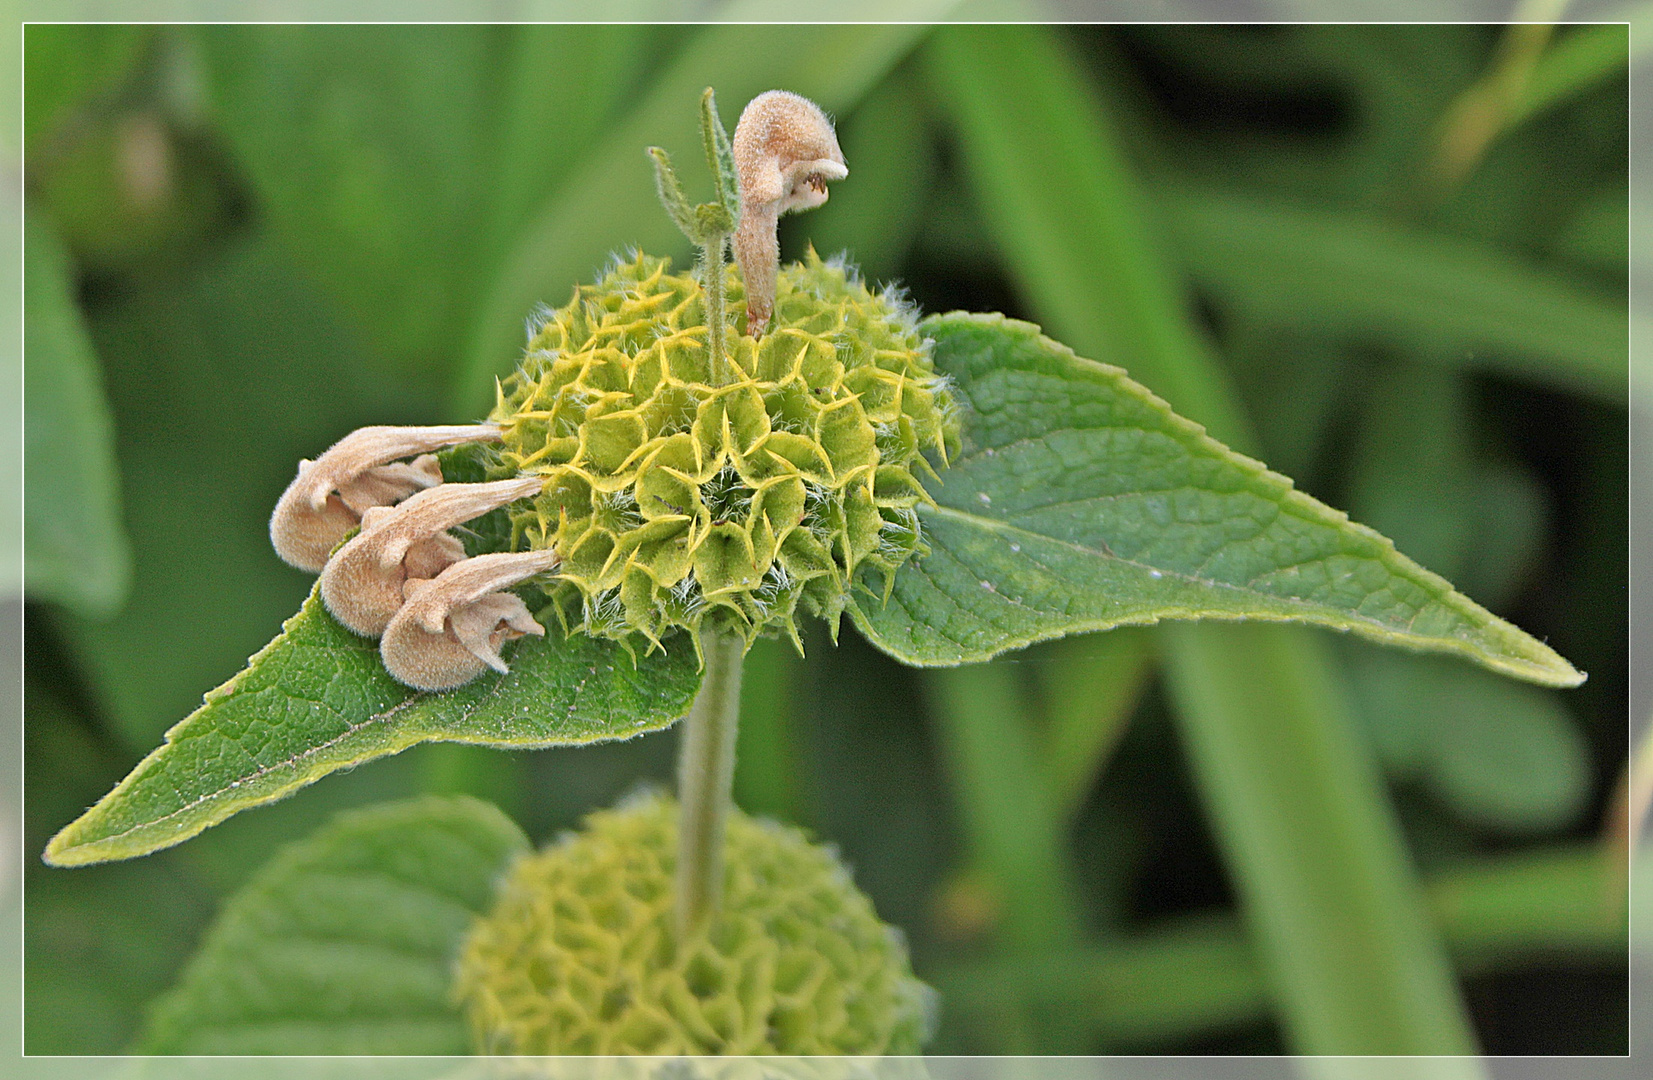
732, 90, 847, 335
319, 476, 544, 637
381, 549, 561, 691
270, 424, 503, 572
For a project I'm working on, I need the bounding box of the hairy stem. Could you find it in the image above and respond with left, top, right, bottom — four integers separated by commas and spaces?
701, 234, 731, 386
675, 626, 745, 936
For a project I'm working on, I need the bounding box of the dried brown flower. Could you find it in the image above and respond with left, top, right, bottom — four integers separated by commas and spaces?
319, 476, 544, 637
270, 424, 503, 572
381, 549, 561, 691
732, 90, 847, 335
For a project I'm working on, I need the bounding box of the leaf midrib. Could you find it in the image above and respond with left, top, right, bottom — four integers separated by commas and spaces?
910, 502, 1531, 667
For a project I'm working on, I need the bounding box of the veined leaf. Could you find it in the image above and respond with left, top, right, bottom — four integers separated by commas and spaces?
44, 588, 700, 867
139, 796, 528, 1055
850, 312, 1583, 690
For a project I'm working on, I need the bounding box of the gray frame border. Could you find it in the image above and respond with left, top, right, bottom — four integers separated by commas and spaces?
5, 2, 1643, 1078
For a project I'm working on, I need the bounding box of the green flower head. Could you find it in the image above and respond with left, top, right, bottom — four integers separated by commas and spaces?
454, 793, 935, 1055
476, 248, 961, 655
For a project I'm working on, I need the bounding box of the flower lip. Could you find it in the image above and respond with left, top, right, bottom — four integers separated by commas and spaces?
319, 476, 544, 637
270, 423, 503, 572
783, 159, 848, 214
381, 548, 561, 691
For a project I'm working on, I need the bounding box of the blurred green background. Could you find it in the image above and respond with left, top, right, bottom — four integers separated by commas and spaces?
22, 22, 1630, 1055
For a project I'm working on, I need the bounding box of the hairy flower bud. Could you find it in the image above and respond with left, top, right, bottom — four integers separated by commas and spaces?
732, 90, 847, 335
380, 549, 560, 691
270, 424, 502, 572
320, 477, 544, 637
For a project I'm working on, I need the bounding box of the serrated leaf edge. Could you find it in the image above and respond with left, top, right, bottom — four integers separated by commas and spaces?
850, 311, 1585, 691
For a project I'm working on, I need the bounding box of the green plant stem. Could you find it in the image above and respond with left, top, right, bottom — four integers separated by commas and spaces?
675, 626, 745, 936
701, 234, 730, 385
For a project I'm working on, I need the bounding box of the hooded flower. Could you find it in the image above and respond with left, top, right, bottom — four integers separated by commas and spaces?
380, 548, 561, 691
731, 90, 847, 334
270, 424, 502, 572
319, 476, 544, 637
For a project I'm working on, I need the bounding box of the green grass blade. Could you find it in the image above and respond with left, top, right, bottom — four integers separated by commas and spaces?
921, 26, 1252, 448
925, 663, 1085, 950
454, 17, 951, 415
806, 67, 939, 284
924, 24, 1484, 1056
1161, 623, 1478, 1055
1511, 22, 1635, 127
932, 844, 1622, 1051
1161, 184, 1628, 402
1035, 628, 1152, 819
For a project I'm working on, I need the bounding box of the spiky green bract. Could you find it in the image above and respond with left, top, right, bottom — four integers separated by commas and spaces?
490, 250, 959, 653
454, 794, 935, 1055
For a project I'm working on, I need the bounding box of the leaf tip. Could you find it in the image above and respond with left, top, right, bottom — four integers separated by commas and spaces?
42, 822, 97, 868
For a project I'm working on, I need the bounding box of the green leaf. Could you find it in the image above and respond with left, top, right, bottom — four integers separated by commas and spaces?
138, 796, 528, 1054
24, 206, 131, 616
24, 678, 212, 1054
850, 312, 1584, 690
23, 24, 150, 156
1347, 649, 1591, 834
921, 25, 1252, 446
647, 146, 701, 244
44, 586, 700, 867
700, 86, 740, 222
57, 232, 413, 755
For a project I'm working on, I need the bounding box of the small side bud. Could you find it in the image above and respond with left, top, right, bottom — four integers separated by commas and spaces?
270, 424, 503, 572
732, 90, 847, 335
319, 477, 544, 637
381, 549, 561, 691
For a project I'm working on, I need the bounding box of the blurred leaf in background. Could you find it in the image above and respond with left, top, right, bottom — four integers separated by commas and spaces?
23, 210, 129, 617
21, 20, 1629, 1057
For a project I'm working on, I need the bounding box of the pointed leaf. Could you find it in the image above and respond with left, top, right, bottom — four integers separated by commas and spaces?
850, 312, 1583, 690
45, 587, 700, 867
700, 86, 740, 222
647, 146, 701, 244
139, 796, 527, 1055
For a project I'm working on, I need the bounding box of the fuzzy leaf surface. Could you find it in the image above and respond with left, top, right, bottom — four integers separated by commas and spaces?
850, 312, 1583, 689
139, 796, 527, 1054
45, 588, 700, 866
